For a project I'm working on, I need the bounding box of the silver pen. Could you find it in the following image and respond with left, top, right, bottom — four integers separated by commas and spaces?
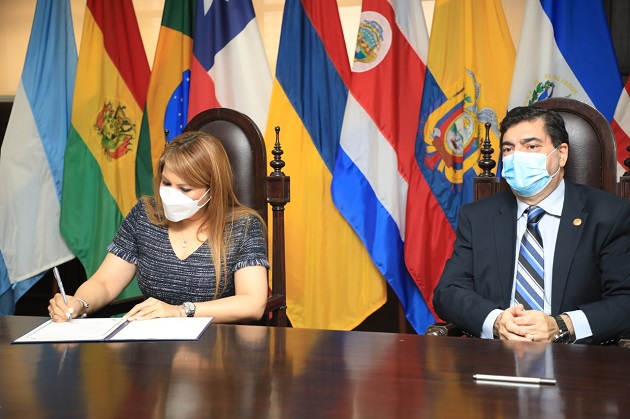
53, 266, 72, 322
473, 374, 556, 385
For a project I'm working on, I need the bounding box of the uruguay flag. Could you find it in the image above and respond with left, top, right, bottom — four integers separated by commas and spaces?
331, 0, 433, 333
188, 0, 271, 133
0, 0, 77, 313
508, 0, 622, 122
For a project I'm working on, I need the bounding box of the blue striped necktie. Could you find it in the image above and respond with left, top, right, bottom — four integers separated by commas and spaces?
515, 206, 545, 311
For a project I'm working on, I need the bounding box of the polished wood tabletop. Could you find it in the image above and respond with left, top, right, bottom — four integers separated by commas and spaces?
1, 316, 629, 418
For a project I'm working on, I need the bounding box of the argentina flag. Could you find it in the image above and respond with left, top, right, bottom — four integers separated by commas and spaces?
0, 0, 77, 313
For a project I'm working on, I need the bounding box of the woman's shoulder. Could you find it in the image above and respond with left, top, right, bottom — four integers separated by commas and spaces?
226, 211, 266, 238
231, 211, 263, 227
126, 197, 158, 222
140, 196, 159, 211
129, 197, 147, 213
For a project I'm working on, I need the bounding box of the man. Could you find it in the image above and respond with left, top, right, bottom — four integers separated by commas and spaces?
433, 106, 630, 344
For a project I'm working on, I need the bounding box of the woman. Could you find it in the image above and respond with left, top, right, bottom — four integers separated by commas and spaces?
48, 131, 269, 323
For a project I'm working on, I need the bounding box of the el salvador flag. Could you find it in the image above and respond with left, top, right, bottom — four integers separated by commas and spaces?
508, 0, 621, 121
0, 0, 77, 313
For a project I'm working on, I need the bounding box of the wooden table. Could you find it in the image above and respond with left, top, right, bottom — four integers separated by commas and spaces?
1, 316, 629, 418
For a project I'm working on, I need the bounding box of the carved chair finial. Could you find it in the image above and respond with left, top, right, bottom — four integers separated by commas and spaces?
270, 126, 285, 176
478, 122, 496, 177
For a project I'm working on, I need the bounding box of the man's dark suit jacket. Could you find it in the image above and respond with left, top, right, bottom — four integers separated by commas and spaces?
433, 181, 630, 344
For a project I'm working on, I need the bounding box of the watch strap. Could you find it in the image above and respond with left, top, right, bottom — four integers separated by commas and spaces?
553, 314, 572, 343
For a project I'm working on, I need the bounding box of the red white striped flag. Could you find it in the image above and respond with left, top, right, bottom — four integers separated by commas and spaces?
331, 0, 433, 332
613, 78, 630, 176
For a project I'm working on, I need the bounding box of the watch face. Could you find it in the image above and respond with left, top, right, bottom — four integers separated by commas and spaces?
183, 302, 195, 317
554, 331, 571, 343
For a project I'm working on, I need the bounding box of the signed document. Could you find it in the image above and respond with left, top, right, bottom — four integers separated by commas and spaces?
12, 317, 213, 344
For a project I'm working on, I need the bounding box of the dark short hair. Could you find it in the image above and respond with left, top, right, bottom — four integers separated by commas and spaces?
500, 106, 569, 148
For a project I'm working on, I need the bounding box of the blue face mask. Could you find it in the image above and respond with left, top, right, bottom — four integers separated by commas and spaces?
501, 148, 559, 198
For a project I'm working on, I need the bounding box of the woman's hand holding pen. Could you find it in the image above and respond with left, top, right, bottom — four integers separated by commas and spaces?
48, 294, 84, 322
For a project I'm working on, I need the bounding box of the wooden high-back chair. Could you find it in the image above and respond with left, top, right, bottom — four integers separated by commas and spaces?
426, 97, 630, 346
184, 108, 289, 327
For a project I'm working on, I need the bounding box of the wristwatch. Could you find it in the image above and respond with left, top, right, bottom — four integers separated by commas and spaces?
181, 301, 196, 317
553, 314, 572, 343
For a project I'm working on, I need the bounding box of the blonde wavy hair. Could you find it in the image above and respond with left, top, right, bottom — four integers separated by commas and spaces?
143, 131, 266, 297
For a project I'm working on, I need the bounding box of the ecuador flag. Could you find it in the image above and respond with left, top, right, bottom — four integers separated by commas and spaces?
266, 0, 386, 330
60, 0, 150, 292
405, 0, 515, 319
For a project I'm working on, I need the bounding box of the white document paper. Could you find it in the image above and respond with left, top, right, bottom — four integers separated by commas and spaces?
109, 317, 213, 341
13, 317, 213, 344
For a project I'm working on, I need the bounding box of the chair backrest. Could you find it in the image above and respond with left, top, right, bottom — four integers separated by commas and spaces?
184, 108, 289, 327
532, 98, 617, 193
475, 97, 623, 201
185, 108, 268, 222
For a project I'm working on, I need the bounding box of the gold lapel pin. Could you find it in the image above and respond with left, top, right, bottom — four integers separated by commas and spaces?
573, 218, 582, 226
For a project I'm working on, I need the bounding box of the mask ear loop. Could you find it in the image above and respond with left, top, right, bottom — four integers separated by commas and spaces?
547, 147, 561, 179
196, 188, 212, 208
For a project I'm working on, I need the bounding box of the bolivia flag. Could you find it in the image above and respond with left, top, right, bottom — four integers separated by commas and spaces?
60, 0, 150, 296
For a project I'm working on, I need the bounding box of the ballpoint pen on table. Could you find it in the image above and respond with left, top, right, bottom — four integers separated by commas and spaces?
53, 266, 72, 322
473, 374, 556, 385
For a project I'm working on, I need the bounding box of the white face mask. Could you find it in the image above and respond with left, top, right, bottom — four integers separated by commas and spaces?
159, 186, 211, 222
